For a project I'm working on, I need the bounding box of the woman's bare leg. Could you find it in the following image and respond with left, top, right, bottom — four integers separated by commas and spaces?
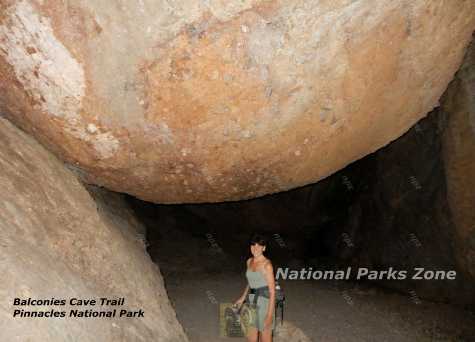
246, 326, 258, 342
260, 327, 272, 342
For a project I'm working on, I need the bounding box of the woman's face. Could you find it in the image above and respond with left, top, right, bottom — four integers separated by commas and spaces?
250, 243, 265, 257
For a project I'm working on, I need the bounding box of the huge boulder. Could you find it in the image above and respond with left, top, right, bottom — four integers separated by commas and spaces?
1, 0, 474, 203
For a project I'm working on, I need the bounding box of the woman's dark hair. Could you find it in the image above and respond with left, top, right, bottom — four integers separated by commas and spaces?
249, 232, 268, 247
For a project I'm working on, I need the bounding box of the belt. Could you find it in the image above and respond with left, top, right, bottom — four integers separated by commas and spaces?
247, 286, 269, 306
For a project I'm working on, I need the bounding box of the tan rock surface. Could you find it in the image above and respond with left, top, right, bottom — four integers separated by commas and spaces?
1, 0, 474, 203
0, 117, 188, 341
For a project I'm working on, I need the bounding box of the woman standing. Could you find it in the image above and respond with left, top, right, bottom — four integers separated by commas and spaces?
234, 233, 276, 342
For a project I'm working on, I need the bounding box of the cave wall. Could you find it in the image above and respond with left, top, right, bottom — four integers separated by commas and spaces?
1, 0, 474, 203
319, 107, 475, 305
441, 35, 475, 281
0, 118, 188, 341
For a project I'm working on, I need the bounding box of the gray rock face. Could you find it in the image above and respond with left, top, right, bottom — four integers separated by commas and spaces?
1, 0, 474, 203
0, 118, 188, 341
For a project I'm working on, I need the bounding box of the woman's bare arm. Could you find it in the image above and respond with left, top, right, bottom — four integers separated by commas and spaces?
234, 258, 251, 304
239, 284, 250, 301
263, 261, 276, 322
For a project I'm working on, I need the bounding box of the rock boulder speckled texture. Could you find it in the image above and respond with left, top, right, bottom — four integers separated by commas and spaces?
1, 0, 474, 203
0, 118, 188, 341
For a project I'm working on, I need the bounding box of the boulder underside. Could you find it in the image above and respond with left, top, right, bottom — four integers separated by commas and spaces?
1, 0, 474, 203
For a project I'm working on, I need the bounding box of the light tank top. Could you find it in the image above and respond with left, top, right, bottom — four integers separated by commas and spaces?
246, 268, 268, 288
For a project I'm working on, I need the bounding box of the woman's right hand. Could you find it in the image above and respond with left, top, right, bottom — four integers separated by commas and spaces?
233, 297, 245, 308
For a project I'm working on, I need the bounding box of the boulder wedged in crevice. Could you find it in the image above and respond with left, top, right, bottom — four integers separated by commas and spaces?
1, 0, 474, 203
